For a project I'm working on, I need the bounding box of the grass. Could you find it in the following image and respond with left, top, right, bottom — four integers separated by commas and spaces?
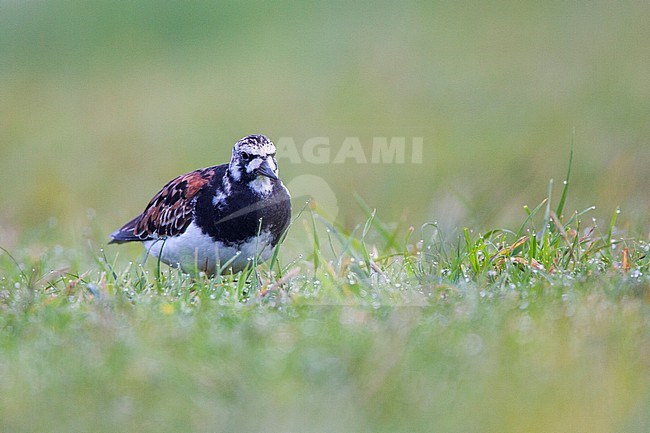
1, 168, 648, 432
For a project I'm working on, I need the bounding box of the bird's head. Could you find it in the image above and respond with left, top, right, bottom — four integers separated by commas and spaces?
229, 135, 280, 193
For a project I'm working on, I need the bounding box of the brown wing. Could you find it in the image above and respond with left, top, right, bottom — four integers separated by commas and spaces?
109, 167, 216, 243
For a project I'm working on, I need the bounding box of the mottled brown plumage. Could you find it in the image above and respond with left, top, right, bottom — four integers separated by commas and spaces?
109, 168, 215, 243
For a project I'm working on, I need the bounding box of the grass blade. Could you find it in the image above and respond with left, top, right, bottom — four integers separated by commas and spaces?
555, 129, 575, 219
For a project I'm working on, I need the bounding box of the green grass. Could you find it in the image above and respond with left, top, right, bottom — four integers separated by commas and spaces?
1, 180, 648, 432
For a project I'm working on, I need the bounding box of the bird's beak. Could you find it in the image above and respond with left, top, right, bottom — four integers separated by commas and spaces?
254, 159, 278, 180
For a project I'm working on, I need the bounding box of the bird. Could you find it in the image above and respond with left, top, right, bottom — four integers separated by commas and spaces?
109, 134, 291, 275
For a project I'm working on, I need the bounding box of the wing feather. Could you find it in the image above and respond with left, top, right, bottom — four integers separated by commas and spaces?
109, 167, 216, 243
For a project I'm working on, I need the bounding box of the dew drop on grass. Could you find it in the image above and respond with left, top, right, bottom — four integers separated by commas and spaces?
14, 282, 20, 289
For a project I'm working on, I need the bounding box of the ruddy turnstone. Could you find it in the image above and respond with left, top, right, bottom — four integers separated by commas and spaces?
109, 134, 291, 275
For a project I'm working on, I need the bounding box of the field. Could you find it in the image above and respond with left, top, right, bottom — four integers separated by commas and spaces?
1, 1, 649, 432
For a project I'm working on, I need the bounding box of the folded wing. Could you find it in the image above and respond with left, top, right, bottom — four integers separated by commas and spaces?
109, 167, 216, 244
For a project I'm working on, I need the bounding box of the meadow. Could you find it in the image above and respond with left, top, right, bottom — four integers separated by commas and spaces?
1, 1, 649, 431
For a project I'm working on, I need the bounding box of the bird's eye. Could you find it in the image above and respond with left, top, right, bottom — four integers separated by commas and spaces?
241, 152, 251, 160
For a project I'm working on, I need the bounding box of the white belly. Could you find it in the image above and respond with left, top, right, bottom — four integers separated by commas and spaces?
143, 222, 275, 274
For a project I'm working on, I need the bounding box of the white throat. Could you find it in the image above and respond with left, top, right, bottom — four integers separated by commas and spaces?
249, 176, 274, 196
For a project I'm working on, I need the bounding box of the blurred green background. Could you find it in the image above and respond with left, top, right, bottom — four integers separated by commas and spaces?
1, 0, 649, 249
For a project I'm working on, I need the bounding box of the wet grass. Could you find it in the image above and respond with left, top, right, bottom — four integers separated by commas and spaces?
1, 180, 648, 432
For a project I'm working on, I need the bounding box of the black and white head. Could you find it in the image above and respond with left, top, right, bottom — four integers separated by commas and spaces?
228, 135, 279, 194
